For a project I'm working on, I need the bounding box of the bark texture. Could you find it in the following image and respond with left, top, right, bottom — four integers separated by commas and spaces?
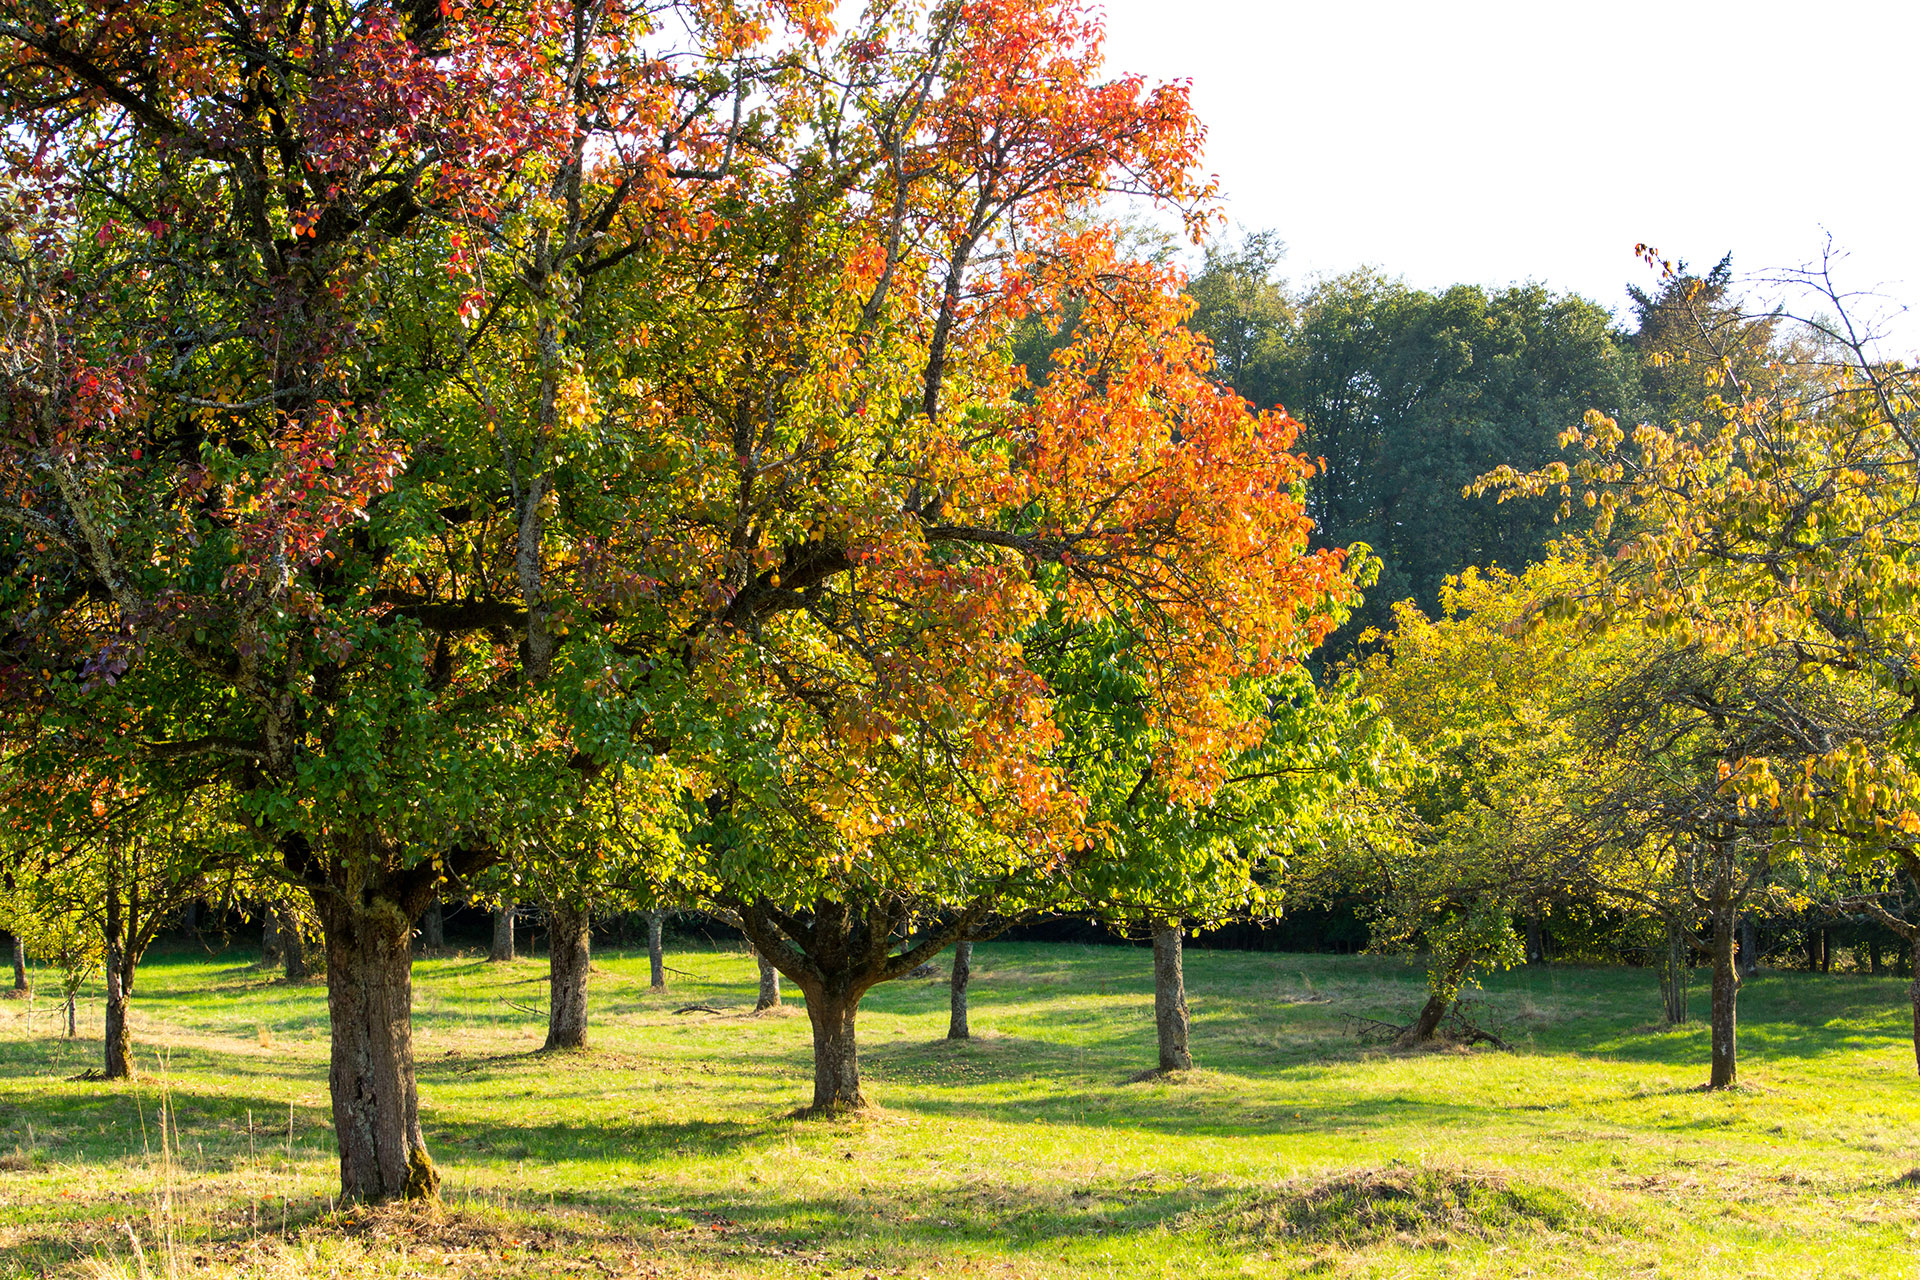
317, 894, 438, 1202
803, 986, 863, 1113
490, 902, 516, 962
1709, 898, 1740, 1088
9, 933, 26, 992
646, 910, 666, 990
1151, 920, 1191, 1072
544, 902, 591, 1050
947, 940, 972, 1040
754, 950, 781, 1011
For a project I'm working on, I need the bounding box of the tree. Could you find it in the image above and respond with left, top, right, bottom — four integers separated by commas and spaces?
1184, 266, 1642, 644
1475, 250, 1920, 1082
523, 0, 1360, 1114
0, 0, 824, 1200
1347, 555, 1603, 1042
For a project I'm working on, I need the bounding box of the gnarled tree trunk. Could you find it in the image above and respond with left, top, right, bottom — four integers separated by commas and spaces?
799, 980, 865, 1113
544, 901, 590, 1050
1152, 920, 1191, 1071
754, 949, 781, 1011
1708, 896, 1739, 1089
646, 910, 666, 990
489, 901, 516, 962
317, 892, 438, 1202
948, 940, 972, 1040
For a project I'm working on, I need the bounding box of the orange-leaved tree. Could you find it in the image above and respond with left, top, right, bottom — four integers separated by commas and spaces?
531, 0, 1364, 1113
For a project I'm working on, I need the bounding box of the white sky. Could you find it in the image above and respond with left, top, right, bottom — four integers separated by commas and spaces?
1093, 0, 1920, 352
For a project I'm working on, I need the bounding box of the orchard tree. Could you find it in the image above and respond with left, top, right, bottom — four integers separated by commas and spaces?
0, 0, 831, 1201
540, 0, 1365, 1113
1476, 250, 1920, 1083
1347, 555, 1605, 1042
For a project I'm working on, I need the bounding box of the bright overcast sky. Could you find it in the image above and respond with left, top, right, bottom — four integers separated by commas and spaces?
1093, 0, 1920, 352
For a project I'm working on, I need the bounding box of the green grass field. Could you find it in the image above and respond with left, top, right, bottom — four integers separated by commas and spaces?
2, 940, 1917, 1279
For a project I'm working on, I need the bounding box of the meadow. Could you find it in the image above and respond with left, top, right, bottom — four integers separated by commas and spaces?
2, 940, 1918, 1279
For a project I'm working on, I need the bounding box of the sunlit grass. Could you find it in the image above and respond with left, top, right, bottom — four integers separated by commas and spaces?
4, 940, 1918, 1278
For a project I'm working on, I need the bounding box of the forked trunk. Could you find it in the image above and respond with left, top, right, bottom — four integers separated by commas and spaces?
9, 933, 26, 992
754, 950, 781, 1012
103, 965, 133, 1078
318, 896, 438, 1202
1151, 920, 1191, 1072
948, 940, 972, 1040
1708, 898, 1739, 1089
802, 983, 865, 1113
420, 900, 445, 952
1660, 919, 1690, 1025
489, 902, 516, 962
544, 902, 590, 1050
646, 910, 666, 990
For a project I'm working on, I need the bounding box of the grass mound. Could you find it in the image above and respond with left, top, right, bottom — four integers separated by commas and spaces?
1212, 1162, 1592, 1246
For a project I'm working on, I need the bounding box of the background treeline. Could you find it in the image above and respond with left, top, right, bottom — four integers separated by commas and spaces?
1181, 237, 1752, 645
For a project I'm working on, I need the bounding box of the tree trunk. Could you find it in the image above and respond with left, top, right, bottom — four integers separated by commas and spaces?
1909, 932, 1920, 1076
1660, 919, 1690, 1024
801, 983, 866, 1113
1151, 920, 1191, 1072
647, 910, 665, 990
1737, 914, 1758, 977
420, 900, 445, 952
103, 887, 134, 1079
282, 907, 310, 981
489, 902, 516, 962
65, 989, 76, 1037
544, 902, 590, 1051
9, 932, 26, 993
261, 910, 284, 970
1820, 927, 1833, 974
947, 940, 972, 1040
317, 896, 438, 1203
753, 949, 781, 1012
103, 964, 134, 1078
1708, 898, 1739, 1089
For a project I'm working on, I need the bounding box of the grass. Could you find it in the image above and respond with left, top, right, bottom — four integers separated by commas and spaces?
3, 940, 1919, 1278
